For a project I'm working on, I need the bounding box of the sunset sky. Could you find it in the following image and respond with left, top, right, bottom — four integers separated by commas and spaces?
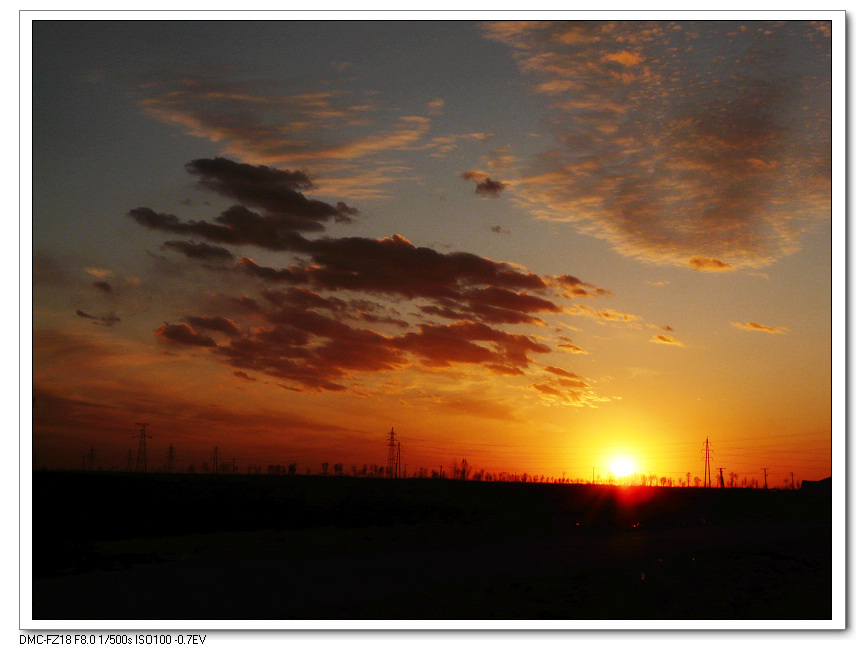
27, 15, 840, 486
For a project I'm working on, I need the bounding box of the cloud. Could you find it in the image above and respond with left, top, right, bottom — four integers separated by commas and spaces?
732, 321, 789, 334
461, 171, 506, 197
543, 365, 581, 379
185, 157, 356, 228
484, 21, 831, 269
530, 382, 598, 407
651, 334, 684, 346
155, 323, 217, 347
75, 310, 121, 326
232, 369, 256, 381
92, 280, 113, 293
556, 343, 587, 354
184, 315, 241, 337
552, 274, 612, 298
137, 75, 432, 194
127, 159, 619, 397
398, 321, 550, 371
85, 268, 113, 279
688, 256, 734, 272
134, 160, 610, 331
163, 240, 235, 262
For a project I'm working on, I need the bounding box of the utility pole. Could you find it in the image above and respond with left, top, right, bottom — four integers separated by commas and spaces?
133, 423, 151, 473
167, 443, 175, 473
762, 468, 769, 490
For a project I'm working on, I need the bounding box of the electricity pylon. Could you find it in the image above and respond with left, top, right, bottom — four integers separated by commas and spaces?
386, 427, 397, 478
702, 438, 713, 488
134, 423, 151, 473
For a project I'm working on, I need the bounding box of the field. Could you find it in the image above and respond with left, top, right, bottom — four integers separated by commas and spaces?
30, 471, 832, 622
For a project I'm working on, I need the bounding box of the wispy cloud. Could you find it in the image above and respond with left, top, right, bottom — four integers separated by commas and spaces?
137, 73, 433, 195
651, 334, 685, 346
732, 321, 789, 334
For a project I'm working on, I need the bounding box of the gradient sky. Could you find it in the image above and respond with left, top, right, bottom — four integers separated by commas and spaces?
28, 16, 838, 486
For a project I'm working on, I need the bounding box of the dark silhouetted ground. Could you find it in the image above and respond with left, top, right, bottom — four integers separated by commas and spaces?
31, 471, 832, 621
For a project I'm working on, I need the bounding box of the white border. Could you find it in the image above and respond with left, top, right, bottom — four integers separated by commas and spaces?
18, 8, 848, 636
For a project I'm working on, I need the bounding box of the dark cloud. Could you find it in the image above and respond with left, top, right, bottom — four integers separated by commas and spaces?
397, 321, 550, 371
75, 310, 120, 326
163, 240, 235, 262
130, 205, 307, 250
184, 315, 240, 337
92, 280, 112, 293
159, 297, 556, 392
475, 177, 506, 197
155, 323, 217, 347
237, 233, 549, 303
185, 157, 356, 229
233, 370, 256, 381
128, 158, 616, 397
237, 257, 310, 282
217, 316, 405, 393
129, 157, 359, 250
461, 171, 506, 197
131, 161, 604, 331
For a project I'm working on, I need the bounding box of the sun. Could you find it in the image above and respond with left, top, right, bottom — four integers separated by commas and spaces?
610, 457, 636, 478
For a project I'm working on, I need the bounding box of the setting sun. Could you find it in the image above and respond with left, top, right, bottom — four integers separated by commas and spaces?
610, 457, 636, 478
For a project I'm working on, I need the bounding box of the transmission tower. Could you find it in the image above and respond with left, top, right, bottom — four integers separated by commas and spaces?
717, 467, 725, 488
386, 427, 397, 478
702, 438, 713, 488
167, 443, 175, 473
134, 423, 151, 473
762, 468, 769, 489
